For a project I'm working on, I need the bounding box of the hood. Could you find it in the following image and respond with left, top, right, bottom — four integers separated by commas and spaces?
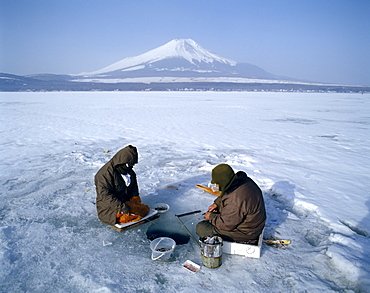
111, 145, 138, 167
224, 171, 251, 195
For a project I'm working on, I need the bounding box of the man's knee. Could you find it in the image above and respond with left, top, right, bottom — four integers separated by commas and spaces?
196, 220, 216, 238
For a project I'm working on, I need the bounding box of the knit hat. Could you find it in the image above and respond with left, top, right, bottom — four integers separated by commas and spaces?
211, 164, 236, 193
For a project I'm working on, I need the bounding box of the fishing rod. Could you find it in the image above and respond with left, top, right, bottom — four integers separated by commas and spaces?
174, 210, 202, 247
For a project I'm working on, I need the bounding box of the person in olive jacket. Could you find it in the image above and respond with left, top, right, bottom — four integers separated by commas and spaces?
196, 164, 266, 243
95, 145, 147, 226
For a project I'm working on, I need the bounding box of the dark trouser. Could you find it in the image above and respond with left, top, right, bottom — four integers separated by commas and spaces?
196, 220, 218, 238
196, 220, 259, 244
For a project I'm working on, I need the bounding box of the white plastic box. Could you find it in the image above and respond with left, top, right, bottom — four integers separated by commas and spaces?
222, 230, 264, 259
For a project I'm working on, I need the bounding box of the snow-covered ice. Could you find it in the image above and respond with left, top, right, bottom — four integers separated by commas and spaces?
0, 91, 369, 292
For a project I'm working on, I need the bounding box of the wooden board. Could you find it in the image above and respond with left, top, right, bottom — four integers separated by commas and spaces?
195, 184, 221, 196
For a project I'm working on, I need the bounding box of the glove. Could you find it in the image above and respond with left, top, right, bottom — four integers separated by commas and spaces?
124, 196, 150, 217
129, 196, 142, 204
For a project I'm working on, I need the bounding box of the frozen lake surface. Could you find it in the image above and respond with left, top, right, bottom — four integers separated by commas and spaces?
1, 91, 369, 292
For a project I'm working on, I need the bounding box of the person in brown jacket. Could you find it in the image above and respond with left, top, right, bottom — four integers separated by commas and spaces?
95, 145, 149, 226
196, 164, 266, 243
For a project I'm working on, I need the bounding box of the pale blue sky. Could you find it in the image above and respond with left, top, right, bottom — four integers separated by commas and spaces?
1, 0, 369, 85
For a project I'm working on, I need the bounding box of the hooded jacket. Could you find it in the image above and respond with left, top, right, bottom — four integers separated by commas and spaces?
95, 145, 139, 225
209, 171, 266, 242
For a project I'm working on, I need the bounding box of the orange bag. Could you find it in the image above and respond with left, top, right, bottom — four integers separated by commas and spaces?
116, 213, 142, 224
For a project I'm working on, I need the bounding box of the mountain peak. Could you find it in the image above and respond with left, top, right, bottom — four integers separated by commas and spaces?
80, 39, 236, 75
159, 38, 236, 65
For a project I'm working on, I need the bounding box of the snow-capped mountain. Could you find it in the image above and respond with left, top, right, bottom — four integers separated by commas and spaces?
76, 39, 281, 80
3, 39, 368, 92
81, 39, 236, 75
